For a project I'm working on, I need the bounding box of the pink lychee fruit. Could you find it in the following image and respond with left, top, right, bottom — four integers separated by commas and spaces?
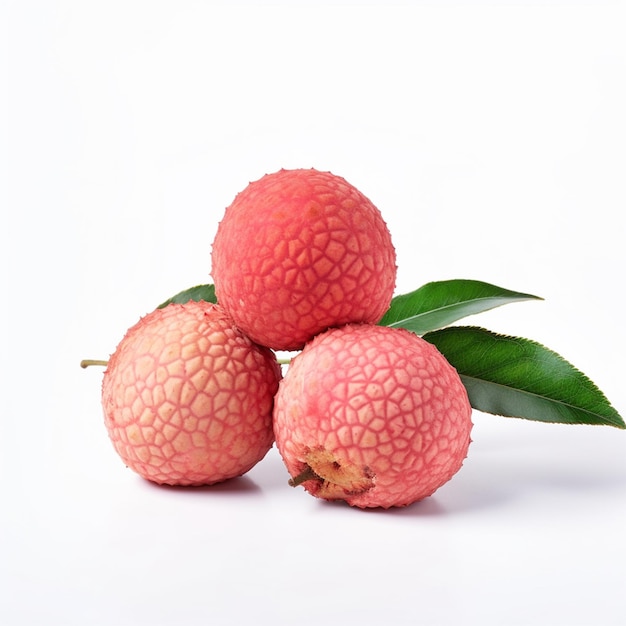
101, 301, 282, 486
210, 168, 397, 351
273, 324, 473, 508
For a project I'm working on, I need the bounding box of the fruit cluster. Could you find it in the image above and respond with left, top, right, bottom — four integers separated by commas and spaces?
95, 168, 474, 508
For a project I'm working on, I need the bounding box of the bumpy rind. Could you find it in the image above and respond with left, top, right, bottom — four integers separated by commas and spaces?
210, 168, 397, 350
102, 302, 282, 486
273, 324, 473, 508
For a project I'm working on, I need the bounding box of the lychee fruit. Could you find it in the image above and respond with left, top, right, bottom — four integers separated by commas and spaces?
101, 301, 282, 486
273, 324, 473, 508
210, 168, 397, 351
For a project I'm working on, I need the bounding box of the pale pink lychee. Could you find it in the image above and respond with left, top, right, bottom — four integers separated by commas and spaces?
273, 324, 473, 508
210, 168, 397, 351
102, 301, 282, 486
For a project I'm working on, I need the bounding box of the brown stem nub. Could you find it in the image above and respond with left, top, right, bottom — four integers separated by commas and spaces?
80, 359, 109, 369
288, 465, 323, 488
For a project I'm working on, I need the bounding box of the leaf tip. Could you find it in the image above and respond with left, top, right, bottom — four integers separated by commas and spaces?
612, 414, 626, 430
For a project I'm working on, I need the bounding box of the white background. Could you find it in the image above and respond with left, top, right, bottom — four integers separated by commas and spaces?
2, 2, 626, 625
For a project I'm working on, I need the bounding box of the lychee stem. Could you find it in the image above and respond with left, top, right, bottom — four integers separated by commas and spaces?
80, 359, 109, 369
288, 464, 323, 487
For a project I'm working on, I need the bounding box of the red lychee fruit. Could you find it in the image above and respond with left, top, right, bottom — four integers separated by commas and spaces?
101, 301, 282, 486
273, 324, 473, 508
210, 168, 397, 351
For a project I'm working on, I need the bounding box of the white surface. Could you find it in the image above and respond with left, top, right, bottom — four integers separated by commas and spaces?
3, 2, 626, 625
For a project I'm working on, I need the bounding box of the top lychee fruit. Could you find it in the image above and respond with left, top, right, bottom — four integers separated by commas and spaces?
210, 168, 397, 351
101, 301, 282, 486
272, 324, 473, 508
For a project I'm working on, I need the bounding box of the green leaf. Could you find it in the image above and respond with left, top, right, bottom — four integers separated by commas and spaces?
157, 284, 217, 309
423, 326, 625, 429
379, 279, 542, 335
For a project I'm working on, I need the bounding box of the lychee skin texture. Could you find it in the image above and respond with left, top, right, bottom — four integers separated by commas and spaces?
210, 168, 397, 351
102, 302, 282, 486
273, 324, 473, 508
